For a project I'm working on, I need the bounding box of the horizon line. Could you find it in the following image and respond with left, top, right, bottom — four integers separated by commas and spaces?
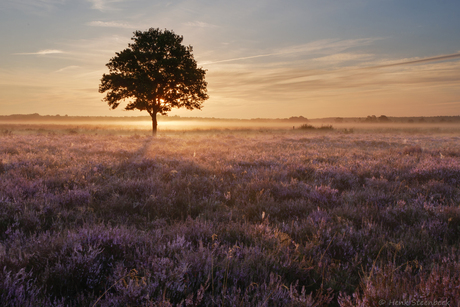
1, 113, 460, 120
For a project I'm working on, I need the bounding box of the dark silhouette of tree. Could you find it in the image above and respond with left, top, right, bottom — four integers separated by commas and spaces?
365, 115, 377, 123
99, 28, 208, 135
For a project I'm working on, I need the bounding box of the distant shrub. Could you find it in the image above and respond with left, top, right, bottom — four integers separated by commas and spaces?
299, 124, 334, 131
364, 115, 378, 122
299, 124, 316, 130
317, 125, 334, 130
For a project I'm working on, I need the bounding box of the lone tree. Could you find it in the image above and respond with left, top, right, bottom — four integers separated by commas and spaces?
99, 28, 208, 135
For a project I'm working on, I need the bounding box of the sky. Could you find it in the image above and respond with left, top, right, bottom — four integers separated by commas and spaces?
1, 0, 460, 119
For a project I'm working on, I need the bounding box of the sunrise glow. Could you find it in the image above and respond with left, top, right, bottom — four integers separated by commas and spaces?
1, 1, 459, 118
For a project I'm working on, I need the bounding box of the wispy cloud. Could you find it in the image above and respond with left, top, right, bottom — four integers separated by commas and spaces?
184, 21, 218, 28
200, 53, 286, 65
54, 65, 79, 73
57, 35, 132, 64
255, 52, 460, 86
277, 38, 380, 56
206, 56, 460, 105
200, 38, 380, 65
86, 20, 135, 28
86, 0, 125, 11
366, 52, 460, 69
313, 53, 374, 64
14, 49, 65, 55
1, 0, 66, 14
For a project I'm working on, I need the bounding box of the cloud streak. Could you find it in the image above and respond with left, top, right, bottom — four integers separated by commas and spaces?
200, 52, 287, 65
86, 20, 136, 28
200, 38, 380, 65
313, 53, 374, 64
206, 57, 460, 104
86, 0, 125, 11
14, 49, 65, 55
275, 52, 460, 84
54, 65, 79, 73
1, 0, 66, 14
184, 21, 218, 28
367, 52, 460, 69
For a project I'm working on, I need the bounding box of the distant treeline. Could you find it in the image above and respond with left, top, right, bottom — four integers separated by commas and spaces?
316, 115, 460, 124
0, 113, 309, 123
0, 113, 459, 123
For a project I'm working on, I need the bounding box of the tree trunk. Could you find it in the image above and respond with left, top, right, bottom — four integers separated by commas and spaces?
151, 112, 158, 136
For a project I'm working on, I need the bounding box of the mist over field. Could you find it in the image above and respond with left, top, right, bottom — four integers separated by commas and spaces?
2, 114, 460, 134
0, 123, 459, 306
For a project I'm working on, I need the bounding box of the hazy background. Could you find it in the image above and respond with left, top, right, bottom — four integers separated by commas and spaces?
1, 0, 460, 119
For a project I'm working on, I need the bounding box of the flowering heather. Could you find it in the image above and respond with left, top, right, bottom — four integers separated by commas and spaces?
0, 128, 459, 306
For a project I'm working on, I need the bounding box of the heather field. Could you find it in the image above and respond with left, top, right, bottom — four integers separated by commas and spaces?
1, 126, 460, 306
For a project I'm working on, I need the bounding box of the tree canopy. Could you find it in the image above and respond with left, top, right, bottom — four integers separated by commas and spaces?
99, 28, 208, 134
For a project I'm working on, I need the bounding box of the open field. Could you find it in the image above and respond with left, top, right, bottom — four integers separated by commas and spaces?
1, 124, 460, 306
2, 119, 460, 135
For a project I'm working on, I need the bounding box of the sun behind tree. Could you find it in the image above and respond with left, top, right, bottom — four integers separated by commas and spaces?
99, 28, 208, 135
